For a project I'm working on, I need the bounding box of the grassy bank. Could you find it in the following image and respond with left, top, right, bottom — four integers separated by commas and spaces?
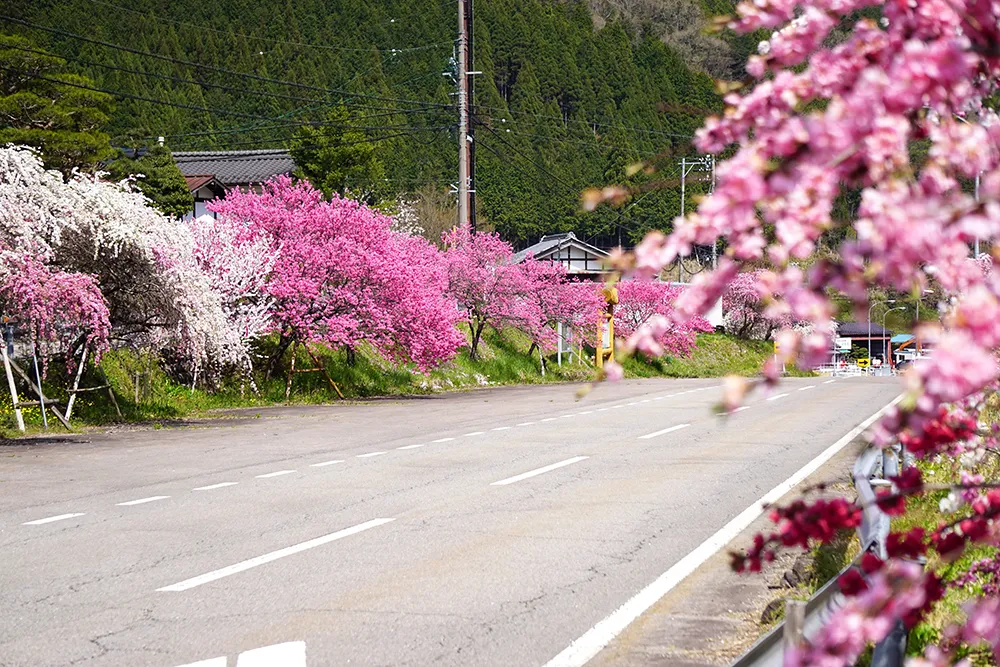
1, 331, 785, 434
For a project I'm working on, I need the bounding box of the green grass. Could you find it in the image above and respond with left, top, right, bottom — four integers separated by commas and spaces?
0, 330, 802, 435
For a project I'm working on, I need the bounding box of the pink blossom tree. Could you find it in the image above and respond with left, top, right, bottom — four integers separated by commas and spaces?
723, 269, 795, 340
592, 0, 1000, 660
443, 223, 532, 360
516, 258, 605, 368
614, 280, 713, 358
210, 177, 463, 372
0, 248, 111, 364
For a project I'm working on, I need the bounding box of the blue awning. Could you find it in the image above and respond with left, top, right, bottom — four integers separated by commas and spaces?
890, 334, 914, 344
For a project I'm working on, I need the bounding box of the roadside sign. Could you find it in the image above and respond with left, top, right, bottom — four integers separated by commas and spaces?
856, 358, 870, 368
835, 337, 852, 353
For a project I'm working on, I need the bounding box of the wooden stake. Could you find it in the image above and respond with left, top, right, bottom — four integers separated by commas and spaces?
65, 343, 88, 422
304, 344, 345, 400
8, 359, 72, 430
285, 341, 297, 402
99, 366, 122, 420
2, 344, 24, 432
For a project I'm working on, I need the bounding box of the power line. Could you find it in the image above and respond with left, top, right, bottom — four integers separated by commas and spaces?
5, 43, 348, 108
150, 107, 449, 142
477, 122, 581, 194
0, 65, 288, 122
0, 15, 453, 110
74, 0, 452, 54
476, 103, 697, 142
170, 126, 451, 153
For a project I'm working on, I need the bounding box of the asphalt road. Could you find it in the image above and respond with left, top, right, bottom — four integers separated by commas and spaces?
0, 376, 900, 667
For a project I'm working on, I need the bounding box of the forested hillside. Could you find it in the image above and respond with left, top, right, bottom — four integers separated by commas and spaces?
6, 0, 727, 246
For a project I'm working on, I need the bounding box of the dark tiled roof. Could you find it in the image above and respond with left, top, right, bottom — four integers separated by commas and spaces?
839, 321, 893, 337
173, 150, 295, 187
512, 232, 608, 264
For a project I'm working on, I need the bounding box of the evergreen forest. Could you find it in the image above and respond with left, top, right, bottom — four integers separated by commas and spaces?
5, 0, 741, 246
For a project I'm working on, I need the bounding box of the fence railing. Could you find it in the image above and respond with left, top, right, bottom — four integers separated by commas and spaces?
728, 443, 907, 667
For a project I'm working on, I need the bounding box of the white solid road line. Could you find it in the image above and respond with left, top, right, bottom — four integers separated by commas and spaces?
465, 431, 486, 436
256, 470, 296, 478
541, 394, 903, 667
824, 379, 836, 384
158, 519, 395, 592
637, 424, 690, 440
733, 406, 751, 413
396, 444, 424, 450
22, 513, 85, 526
766, 393, 790, 401
518, 421, 537, 426
116, 496, 170, 507
309, 460, 345, 467
493, 426, 512, 431
541, 417, 559, 422
432, 437, 455, 443
194, 482, 238, 491
356, 452, 387, 458
490, 456, 590, 487
799, 385, 817, 391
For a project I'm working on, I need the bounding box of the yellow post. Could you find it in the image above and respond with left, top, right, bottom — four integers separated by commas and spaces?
596, 285, 618, 368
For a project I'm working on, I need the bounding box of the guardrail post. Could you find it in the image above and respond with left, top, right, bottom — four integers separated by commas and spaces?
783, 599, 806, 657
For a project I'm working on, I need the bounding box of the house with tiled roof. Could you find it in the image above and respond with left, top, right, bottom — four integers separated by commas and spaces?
173, 149, 296, 218
512, 232, 610, 279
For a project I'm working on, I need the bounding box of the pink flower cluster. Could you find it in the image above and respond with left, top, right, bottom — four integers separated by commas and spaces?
615, 280, 712, 358
210, 178, 465, 372
443, 224, 605, 359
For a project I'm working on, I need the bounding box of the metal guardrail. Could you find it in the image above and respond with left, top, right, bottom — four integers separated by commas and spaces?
728, 443, 906, 667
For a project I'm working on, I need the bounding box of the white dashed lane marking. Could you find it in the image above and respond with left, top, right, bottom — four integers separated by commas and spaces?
491, 456, 590, 487
22, 513, 85, 526
256, 470, 296, 478
194, 482, 238, 491
637, 424, 691, 440
116, 496, 170, 507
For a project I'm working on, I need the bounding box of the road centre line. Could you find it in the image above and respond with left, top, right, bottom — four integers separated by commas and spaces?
766, 393, 790, 401
396, 444, 424, 450
491, 456, 590, 486
309, 460, 345, 467
22, 513, 85, 526
637, 424, 690, 440
157, 518, 395, 592
465, 431, 485, 436
824, 379, 836, 384
356, 452, 387, 458
256, 470, 296, 478
578, 411, 593, 415
518, 421, 537, 426
432, 437, 455, 443
493, 426, 512, 431
194, 482, 238, 491
541, 417, 558, 422
732, 406, 751, 413
541, 394, 903, 667
799, 385, 817, 391
117, 496, 170, 506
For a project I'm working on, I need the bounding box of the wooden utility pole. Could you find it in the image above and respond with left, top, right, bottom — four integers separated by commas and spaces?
457, 0, 471, 228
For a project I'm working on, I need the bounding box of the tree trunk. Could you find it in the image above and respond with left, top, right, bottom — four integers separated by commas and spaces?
345, 345, 357, 366
469, 322, 484, 361
266, 334, 293, 379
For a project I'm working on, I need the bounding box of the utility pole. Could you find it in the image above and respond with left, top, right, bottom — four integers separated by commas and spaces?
466, 0, 477, 232
678, 156, 715, 280
457, 0, 471, 228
